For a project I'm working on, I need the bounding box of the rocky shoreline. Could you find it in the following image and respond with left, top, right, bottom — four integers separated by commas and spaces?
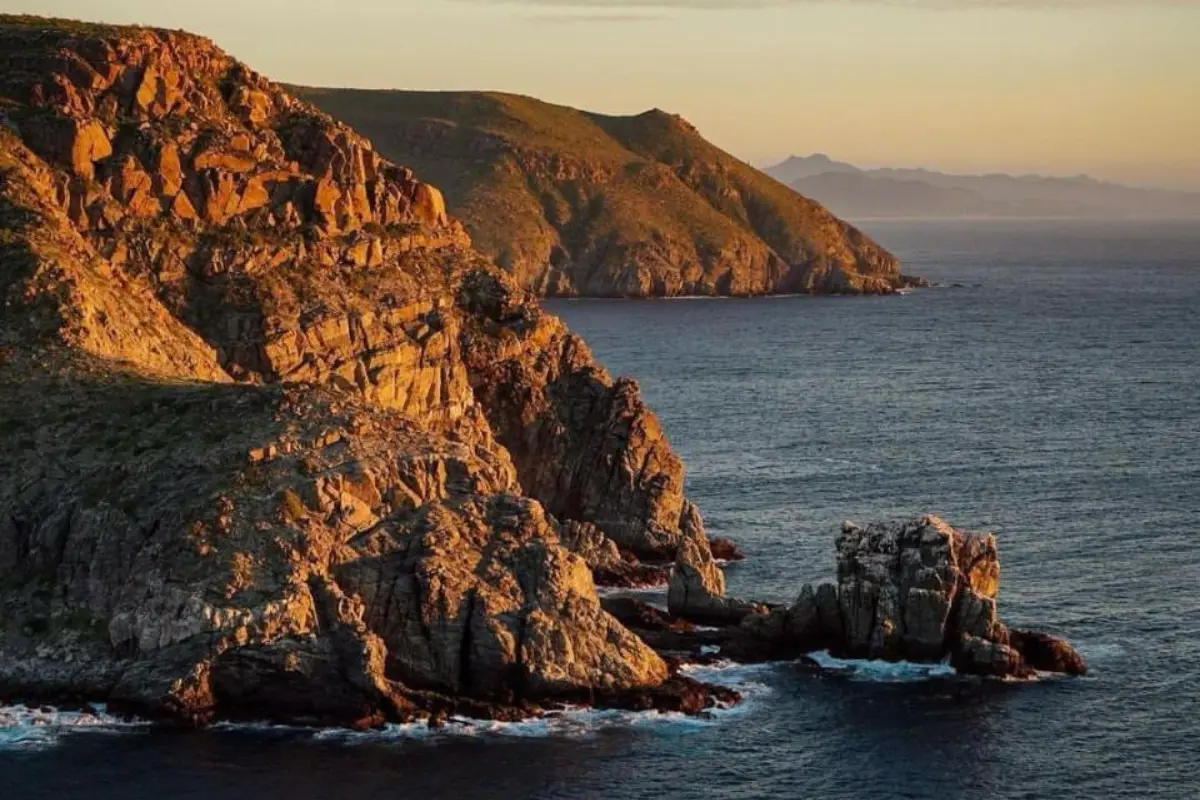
630, 515, 1086, 680
0, 14, 1080, 733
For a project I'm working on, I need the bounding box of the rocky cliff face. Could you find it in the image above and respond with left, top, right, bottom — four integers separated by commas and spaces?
0, 16, 720, 726
292, 89, 920, 298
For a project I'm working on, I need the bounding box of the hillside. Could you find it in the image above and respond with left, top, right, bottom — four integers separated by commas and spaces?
292, 88, 913, 297
0, 14, 734, 726
765, 154, 1200, 219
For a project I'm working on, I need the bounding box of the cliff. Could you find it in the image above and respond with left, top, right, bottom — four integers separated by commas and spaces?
291, 88, 914, 297
0, 15, 723, 726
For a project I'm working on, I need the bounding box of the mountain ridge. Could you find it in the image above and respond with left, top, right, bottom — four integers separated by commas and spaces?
292, 87, 916, 297
764, 154, 1200, 219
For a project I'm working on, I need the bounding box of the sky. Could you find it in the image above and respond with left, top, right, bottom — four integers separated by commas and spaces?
4, 0, 1200, 190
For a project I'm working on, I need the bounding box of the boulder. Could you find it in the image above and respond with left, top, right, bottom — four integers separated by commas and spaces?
1009, 629, 1088, 676
412, 182, 448, 228
110, 155, 158, 217
22, 116, 113, 179
708, 536, 745, 562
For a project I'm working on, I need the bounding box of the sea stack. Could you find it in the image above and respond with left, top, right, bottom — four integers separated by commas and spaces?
738, 516, 1087, 678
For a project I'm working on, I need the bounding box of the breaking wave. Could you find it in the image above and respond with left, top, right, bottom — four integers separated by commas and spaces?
0, 704, 147, 752
312, 661, 779, 745
805, 651, 958, 682
0, 661, 779, 751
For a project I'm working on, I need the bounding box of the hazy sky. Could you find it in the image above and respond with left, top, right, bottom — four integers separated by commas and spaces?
5, 0, 1200, 190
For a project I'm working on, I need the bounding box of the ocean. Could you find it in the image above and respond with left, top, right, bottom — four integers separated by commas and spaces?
3, 219, 1198, 798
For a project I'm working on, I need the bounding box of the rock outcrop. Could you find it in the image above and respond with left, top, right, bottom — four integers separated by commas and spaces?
292, 88, 919, 298
0, 15, 729, 727
737, 516, 1086, 678
667, 505, 763, 625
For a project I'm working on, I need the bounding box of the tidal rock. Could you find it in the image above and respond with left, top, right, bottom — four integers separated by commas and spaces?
708, 537, 745, 562
1008, 629, 1088, 676
952, 635, 1031, 679
739, 584, 826, 650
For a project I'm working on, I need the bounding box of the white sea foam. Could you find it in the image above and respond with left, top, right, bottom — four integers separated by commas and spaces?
806, 651, 957, 682
310, 706, 718, 744
0, 660, 780, 750
309, 661, 780, 745
595, 585, 668, 603
0, 704, 147, 751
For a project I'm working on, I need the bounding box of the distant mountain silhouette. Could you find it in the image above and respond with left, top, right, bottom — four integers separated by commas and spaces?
763, 155, 1200, 219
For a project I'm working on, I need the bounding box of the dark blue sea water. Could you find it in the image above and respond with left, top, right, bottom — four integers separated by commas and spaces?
3, 219, 1199, 798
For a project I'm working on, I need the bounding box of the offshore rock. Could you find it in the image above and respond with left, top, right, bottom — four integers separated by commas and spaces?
737, 516, 1086, 678
1008, 629, 1088, 676
708, 537, 745, 562
833, 515, 1003, 661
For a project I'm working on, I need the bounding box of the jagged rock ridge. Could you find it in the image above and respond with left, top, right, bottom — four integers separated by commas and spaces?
658, 515, 1086, 679
292, 88, 920, 298
0, 15, 726, 726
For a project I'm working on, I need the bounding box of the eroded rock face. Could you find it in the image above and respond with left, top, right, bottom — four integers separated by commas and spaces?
457, 270, 692, 560
737, 516, 1086, 678
559, 521, 668, 588
667, 504, 763, 625
0, 16, 717, 726
832, 516, 1003, 661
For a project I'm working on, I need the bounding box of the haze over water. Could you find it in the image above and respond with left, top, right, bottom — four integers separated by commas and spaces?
2, 219, 1198, 798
